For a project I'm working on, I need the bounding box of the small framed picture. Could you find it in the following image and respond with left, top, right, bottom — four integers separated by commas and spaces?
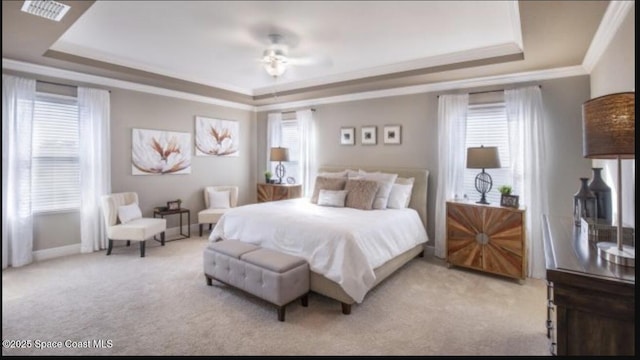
340, 127, 355, 145
500, 194, 519, 208
361, 126, 377, 145
167, 200, 181, 210
383, 125, 402, 145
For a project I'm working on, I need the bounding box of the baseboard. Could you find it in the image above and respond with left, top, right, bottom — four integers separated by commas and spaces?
33, 243, 81, 262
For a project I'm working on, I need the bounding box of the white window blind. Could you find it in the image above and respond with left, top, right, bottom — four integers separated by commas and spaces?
464, 102, 511, 205
31, 93, 80, 212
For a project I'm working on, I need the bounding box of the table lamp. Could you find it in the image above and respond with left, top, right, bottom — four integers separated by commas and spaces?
582, 92, 634, 267
466, 145, 501, 204
270, 147, 289, 184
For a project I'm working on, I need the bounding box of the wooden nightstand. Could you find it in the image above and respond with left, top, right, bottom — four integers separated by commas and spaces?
257, 183, 302, 203
446, 200, 526, 280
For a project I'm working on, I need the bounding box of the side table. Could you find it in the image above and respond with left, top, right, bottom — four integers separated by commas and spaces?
153, 208, 191, 241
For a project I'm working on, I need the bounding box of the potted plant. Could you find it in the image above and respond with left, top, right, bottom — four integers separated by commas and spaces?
498, 185, 519, 208
264, 170, 272, 184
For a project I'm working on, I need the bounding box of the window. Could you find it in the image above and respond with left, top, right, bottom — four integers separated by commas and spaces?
271, 118, 300, 182
464, 102, 511, 205
31, 93, 80, 212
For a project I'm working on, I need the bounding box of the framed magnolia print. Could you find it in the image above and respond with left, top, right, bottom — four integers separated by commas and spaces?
132, 128, 191, 175
340, 127, 355, 145
383, 125, 402, 145
361, 126, 377, 145
195, 116, 239, 157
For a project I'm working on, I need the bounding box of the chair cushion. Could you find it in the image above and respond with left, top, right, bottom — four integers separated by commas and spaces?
208, 189, 231, 209
108, 218, 166, 240
198, 208, 227, 223
118, 203, 142, 224
240, 248, 307, 273
209, 240, 260, 259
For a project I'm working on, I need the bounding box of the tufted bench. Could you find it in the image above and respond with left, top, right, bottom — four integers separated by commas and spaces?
203, 240, 309, 321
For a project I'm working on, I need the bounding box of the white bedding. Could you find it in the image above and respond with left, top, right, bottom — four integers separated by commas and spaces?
208, 198, 429, 303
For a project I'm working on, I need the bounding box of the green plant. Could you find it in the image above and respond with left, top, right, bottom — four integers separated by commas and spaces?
498, 185, 512, 195
264, 170, 272, 178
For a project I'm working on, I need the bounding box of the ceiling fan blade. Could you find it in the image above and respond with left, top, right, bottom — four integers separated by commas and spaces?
288, 55, 332, 67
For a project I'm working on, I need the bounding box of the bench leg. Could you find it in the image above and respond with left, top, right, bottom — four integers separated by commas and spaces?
140, 240, 146, 257
161, 232, 165, 246
106, 240, 113, 255
199, 224, 203, 237
277, 305, 286, 322
205, 275, 213, 286
301, 293, 309, 307
341, 302, 351, 315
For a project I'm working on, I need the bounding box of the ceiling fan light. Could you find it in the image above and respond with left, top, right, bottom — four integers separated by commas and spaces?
262, 49, 288, 78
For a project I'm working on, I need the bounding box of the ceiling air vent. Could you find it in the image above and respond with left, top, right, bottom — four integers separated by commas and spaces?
21, 0, 70, 22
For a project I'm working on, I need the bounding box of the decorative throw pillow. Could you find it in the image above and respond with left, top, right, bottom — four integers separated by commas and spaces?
357, 170, 398, 209
317, 189, 348, 207
387, 177, 415, 209
344, 179, 379, 210
209, 190, 231, 209
311, 176, 347, 204
118, 203, 142, 224
317, 170, 349, 178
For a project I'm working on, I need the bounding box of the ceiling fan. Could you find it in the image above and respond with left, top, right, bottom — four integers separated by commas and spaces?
259, 33, 329, 79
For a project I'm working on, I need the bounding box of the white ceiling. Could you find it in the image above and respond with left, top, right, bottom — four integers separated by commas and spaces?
51, 1, 523, 96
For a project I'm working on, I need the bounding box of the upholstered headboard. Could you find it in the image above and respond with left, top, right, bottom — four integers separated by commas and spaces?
317, 165, 429, 228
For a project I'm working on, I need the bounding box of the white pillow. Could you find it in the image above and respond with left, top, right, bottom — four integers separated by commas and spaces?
357, 170, 398, 209
317, 189, 348, 207
209, 190, 230, 209
388, 177, 415, 208
118, 203, 142, 224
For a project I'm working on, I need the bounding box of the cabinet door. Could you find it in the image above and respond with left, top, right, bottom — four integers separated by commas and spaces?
447, 203, 525, 279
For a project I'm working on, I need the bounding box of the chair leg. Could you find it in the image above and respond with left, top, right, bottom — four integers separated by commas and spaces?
106, 239, 113, 255
199, 224, 203, 237
140, 240, 146, 257
301, 293, 309, 307
209, 223, 212, 230
126, 240, 131, 247
161, 232, 165, 246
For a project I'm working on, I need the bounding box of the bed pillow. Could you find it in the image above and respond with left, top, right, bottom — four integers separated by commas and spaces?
118, 203, 142, 224
317, 189, 348, 207
387, 177, 415, 209
317, 170, 349, 178
208, 190, 230, 209
357, 170, 398, 209
311, 176, 347, 204
344, 179, 379, 210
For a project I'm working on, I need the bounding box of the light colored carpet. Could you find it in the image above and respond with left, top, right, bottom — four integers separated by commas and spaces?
2, 236, 550, 356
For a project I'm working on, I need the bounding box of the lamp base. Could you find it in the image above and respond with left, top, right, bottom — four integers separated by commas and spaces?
597, 242, 635, 267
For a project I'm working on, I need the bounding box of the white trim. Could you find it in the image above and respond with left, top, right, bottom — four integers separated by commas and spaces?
254, 43, 522, 96
2, 58, 255, 111
256, 65, 588, 112
33, 243, 81, 262
508, 1, 524, 51
582, 1, 634, 73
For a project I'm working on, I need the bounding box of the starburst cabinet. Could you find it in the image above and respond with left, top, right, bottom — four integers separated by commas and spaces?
446, 201, 526, 280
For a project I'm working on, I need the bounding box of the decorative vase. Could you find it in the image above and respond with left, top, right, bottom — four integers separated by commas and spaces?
588, 168, 612, 224
573, 177, 597, 226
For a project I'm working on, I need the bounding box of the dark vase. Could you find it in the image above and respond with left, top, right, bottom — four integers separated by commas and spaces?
573, 177, 596, 226
588, 168, 612, 224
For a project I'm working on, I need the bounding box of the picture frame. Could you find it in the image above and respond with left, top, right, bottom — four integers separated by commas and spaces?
132, 128, 191, 175
340, 127, 355, 145
500, 194, 519, 208
361, 126, 377, 145
383, 125, 402, 145
194, 116, 239, 157
167, 200, 181, 210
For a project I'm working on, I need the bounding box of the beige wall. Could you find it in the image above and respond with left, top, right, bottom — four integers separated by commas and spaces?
258, 75, 593, 244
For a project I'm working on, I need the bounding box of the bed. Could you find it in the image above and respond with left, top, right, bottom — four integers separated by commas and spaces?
208, 165, 429, 314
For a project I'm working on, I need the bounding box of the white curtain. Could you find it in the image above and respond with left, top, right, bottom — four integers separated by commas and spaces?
295, 109, 317, 197
505, 86, 549, 279
434, 94, 469, 258
2, 75, 36, 269
266, 112, 283, 174
78, 87, 111, 253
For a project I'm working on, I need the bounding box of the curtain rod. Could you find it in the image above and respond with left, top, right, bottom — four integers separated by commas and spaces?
437, 85, 541, 98
281, 108, 316, 115
37, 79, 111, 93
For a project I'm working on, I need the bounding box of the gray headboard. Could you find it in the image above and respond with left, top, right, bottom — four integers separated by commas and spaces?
317, 165, 429, 228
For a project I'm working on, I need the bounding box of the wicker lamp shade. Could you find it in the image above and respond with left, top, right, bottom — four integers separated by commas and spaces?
582, 92, 635, 159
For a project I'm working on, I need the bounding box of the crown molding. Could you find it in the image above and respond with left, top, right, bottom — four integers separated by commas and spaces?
508, 1, 524, 51
582, 0, 634, 73
2, 58, 255, 111
256, 65, 588, 112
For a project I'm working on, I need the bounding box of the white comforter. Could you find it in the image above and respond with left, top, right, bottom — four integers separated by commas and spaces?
208, 198, 428, 303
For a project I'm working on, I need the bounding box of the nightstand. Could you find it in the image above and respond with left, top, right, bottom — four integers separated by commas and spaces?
257, 183, 302, 202
446, 200, 526, 280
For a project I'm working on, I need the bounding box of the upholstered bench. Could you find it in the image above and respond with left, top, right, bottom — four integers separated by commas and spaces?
203, 240, 309, 321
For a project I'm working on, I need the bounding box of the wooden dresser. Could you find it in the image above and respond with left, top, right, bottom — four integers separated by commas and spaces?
543, 215, 635, 355
446, 201, 526, 280
257, 183, 302, 203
